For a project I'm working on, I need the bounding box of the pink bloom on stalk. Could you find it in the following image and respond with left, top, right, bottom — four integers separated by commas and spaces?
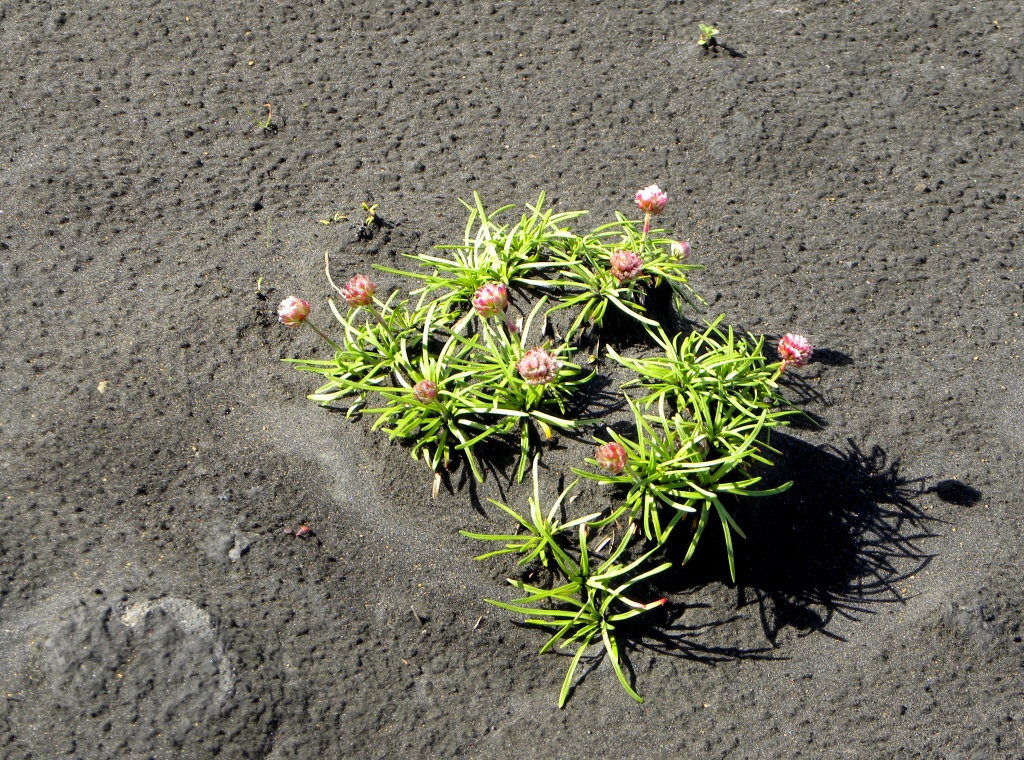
515, 347, 563, 386
472, 282, 508, 318
671, 240, 691, 259
777, 333, 813, 369
595, 442, 628, 475
413, 379, 438, 404
635, 184, 668, 215
609, 249, 643, 283
278, 296, 311, 326
341, 274, 375, 308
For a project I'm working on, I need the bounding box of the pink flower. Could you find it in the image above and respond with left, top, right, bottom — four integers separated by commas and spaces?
778, 333, 813, 368
472, 282, 508, 318
595, 442, 628, 475
341, 274, 375, 308
609, 249, 643, 283
635, 184, 668, 215
515, 347, 563, 386
278, 296, 311, 326
671, 240, 691, 259
413, 379, 438, 404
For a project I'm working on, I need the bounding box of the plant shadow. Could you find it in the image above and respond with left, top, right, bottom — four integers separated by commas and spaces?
658, 434, 955, 646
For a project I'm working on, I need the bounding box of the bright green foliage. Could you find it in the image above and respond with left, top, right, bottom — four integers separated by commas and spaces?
486, 523, 670, 707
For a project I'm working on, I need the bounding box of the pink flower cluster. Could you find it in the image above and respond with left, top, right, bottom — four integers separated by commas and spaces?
516, 347, 562, 386
342, 274, 375, 308
635, 184, 668, 216
413, 379, 438, 404
594, 442, 628, 475
609, 249, 643, 283
472, 282, 508, 318
777, 333, 813, 369
278, 296, 311, 326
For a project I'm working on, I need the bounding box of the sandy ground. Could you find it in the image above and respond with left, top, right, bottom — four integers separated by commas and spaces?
2, 0, 1023, 757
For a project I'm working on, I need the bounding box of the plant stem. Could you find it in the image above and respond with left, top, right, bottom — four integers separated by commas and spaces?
304, 317, 342, 352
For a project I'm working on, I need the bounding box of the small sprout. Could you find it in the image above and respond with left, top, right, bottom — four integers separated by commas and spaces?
609, 249, 644, 283
278, 296, 311, 326
698, 23, 720, 49
361, 202, 379, 226
341, 274, 376, 308
516, 346, 563, 386
255, 276, 264, 295
243, 102, 275, 133
778, 333, 813, 370
319, 211, 348, 226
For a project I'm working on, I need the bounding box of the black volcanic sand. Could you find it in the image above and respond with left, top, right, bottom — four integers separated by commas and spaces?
2, 1, 1023, 757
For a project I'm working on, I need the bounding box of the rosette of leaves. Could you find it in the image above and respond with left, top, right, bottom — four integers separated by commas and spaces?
459, 456, 605, 567
454, 299, 596, 481
545, 215, 702, 338
374, 192, 585, 318
574, 396, 791, 581
485, 522, 670, 707
606, 316, 795, 452
346, 326, 508, 487
282, 290, 440, 411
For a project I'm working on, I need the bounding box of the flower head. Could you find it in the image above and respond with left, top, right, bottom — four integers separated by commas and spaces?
671, 240, 691, 259
595, 442, 628, 475
635, 184, 668, 215
515, 347, 563, 386
278, 296, 311, 326
472, 282, 508, 318
609, 249, 643, 283
341, 274, 375, 308
777, 333, 813, 368
413, 379, 438, 404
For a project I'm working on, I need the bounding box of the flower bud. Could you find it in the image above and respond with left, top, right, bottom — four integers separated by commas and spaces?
471, 282, 508, 318
278, 296, 311, 326
635, 184, 668, 215
341, 274, 375, 308
609, 249, 643, 283
778, 333, 813, 368
413, 379, 438, 404
671, 240, 691, 259
515, 347, 563, 386
595, 442, 628, 475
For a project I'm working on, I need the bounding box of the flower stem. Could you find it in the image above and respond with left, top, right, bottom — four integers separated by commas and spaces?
304, 317, 342, 351
642, 212, 651, 239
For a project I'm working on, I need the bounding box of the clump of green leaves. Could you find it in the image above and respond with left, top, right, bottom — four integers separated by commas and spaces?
486, 522, 670, 706
698, 23, 720, 49
280, 190, 814, 707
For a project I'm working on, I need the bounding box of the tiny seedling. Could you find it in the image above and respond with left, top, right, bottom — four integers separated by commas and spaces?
243, 102, 275, 133
319, 211, 348, 226
698, 24, 720, 49
255, 276, 264, 296
361, 202, 379, 227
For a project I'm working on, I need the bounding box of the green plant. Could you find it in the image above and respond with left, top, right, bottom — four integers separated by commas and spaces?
453, 299, 595, 481
698, 23, 720, 48
486, 523, 670, 707
575, 395, 791, 581
243, 102, 274, 132
375, 192, 584, 315
607, 316, 795, 449
460, 456, 605, 566
545, 215, 702, 337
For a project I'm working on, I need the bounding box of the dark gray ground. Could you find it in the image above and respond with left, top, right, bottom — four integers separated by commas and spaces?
2, 0, 1023, 757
